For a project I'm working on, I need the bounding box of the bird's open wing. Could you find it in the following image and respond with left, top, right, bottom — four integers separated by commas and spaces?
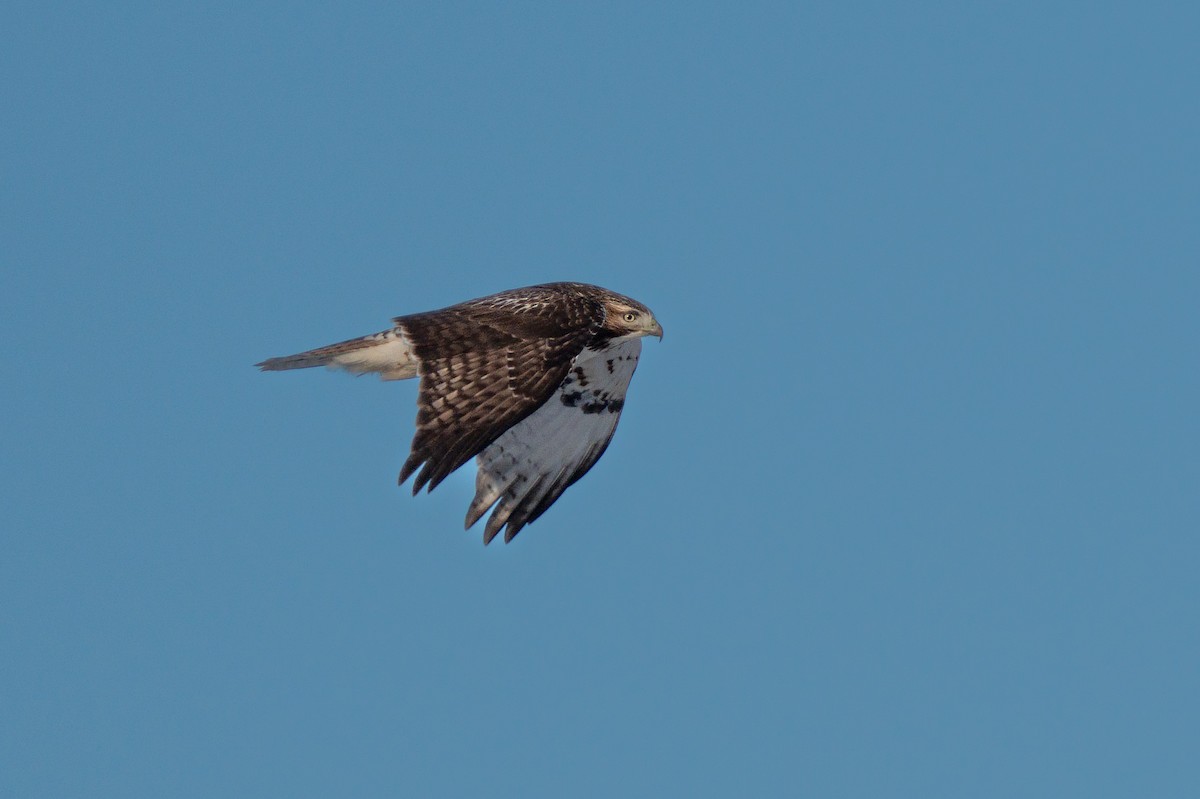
466, 338, 642, 544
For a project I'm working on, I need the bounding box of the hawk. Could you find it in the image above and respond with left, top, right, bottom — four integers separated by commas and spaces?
257, 282, 663, 544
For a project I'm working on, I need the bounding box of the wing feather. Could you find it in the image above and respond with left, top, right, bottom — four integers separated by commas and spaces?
396, 288, 606, 493
472, 339, 642, 543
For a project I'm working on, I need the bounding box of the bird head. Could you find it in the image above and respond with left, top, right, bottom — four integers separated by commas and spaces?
603, 298, 664, 340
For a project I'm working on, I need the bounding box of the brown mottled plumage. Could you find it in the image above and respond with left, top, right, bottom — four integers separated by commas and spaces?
257, 282, 663, 543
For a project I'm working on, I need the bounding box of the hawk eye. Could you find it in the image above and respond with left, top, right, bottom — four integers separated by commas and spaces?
623, 312, 638, 322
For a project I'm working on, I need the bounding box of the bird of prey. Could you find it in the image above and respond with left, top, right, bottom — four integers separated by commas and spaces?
257, 282, 663, 544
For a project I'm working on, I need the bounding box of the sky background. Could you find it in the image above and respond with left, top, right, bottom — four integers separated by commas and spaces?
3, 2, 1198, 796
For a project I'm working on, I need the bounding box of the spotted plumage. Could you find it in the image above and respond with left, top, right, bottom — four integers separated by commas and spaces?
257, 282, 662, 543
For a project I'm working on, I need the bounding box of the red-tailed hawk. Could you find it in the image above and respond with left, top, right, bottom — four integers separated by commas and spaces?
257, 282, 663, 544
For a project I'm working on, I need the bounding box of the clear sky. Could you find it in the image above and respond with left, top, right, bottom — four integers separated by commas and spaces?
3, 2, 1198, 797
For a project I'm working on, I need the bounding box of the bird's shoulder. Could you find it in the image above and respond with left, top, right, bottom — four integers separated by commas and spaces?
398, 284, 607, 349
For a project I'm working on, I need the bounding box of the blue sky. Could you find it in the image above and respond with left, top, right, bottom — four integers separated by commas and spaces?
3, 2, 1198, 796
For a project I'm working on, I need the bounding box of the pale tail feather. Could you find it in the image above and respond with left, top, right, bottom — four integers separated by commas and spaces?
256, 328, 418, 380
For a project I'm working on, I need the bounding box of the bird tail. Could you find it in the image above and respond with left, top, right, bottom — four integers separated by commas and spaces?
256, 328, 419, 380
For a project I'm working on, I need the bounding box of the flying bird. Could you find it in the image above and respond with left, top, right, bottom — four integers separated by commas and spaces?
257, 282, 663, 544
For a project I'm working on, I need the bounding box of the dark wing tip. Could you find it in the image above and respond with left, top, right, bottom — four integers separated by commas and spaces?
481, 521, 525, 545
398, 456, 453, 496
503, 523, 525, 544
398, 455, 422, 492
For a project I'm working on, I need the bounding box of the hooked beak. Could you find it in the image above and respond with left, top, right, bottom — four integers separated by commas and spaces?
648, 319, 664, 340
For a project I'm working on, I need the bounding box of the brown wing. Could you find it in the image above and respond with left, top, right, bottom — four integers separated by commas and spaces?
396, 287, 606, 493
